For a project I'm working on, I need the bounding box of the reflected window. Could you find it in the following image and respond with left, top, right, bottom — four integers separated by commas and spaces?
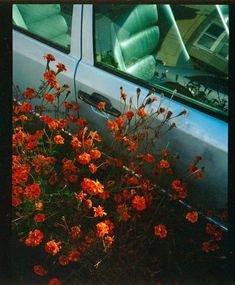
94, 4, 229, 115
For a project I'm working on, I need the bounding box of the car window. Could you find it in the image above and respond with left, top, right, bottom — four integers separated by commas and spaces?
94, 4, 228, 117
13, 4, 73, 52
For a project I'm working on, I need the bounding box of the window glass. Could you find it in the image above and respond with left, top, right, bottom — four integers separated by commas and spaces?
13, 4, 73, 52
94, 4, 228, 115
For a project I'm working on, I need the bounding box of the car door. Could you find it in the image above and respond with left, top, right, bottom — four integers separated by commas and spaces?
13, 4, 82, 108
74, 4, 228, 226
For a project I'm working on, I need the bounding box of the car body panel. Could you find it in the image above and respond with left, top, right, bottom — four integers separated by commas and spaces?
12, 3, 228, 225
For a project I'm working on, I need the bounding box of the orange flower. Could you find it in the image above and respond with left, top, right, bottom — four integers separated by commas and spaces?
56, 63, 67, 72
96, 222, 109, 237
48, 277, 61, 285
35, 201, 43, 211
115, 116, 124, 127
54, 135, 64, 144
89, 163, 97, 173
85, 199, 93, 209
43, 70, 56, 83
34, 213, 46, 223
43, 53, 55, 62
33, 264, 48, 276
186, 211, 198, 223
132, 195, 146, 211
70, 137, 82, 148
25, 229, 44, 247
154, 224, 167, 238
58, 255, 69, 266
44, 93, 55, 103
76, 152, 91, 164
74, 191, 87, 201
81, 178, 104, 195
45, 240, 62, 256
126, 110, 134, 120
40, 115, 53, 124
159, 159, 170, 169
23, 88, 36, 99
24, 184, 41, 200
89, 149, 101, 159
97, 101, 106, 110
143, 154, 155, 163
137, 108, 146, 118
107, 120, 119, 132
93, 205, 107, 218
104, 235, 114, 247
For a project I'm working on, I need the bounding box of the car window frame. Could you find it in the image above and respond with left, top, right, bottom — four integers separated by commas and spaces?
92, 4, 228, 122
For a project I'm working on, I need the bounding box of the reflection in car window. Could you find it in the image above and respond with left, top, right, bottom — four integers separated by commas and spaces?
13, 4, 73, 52
94, 4, 228, 115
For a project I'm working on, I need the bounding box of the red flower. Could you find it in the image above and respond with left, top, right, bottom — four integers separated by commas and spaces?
185, 211, 198, 223
71, 226, 82, 240
73, 103, 80, 111
68, 249, 80, 262
43, 53, 55, 62
89, 163, 97, 173
126, 110, 134, 120
143, 154, 155, 163
56, 63, 67, 72
159, 159, 170, 169
76, 152, 91, 164
25, 229, 44, 247
33, 264, 48, 276
34, 213, 46, 223
58, 255, 69, 266
44, 93, 55, 103
154, 224, 167, 238
20, 102, 32, 113
24, 184, 41, 200
77, 117, 87, 128
23, 88, 36, 99
63, 101, 73, 109
48, 277, 61, 285
89, 149, 101, 159
132, 195, 146, 211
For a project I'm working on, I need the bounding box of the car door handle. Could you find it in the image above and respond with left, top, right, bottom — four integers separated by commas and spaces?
78, 91, 121, 117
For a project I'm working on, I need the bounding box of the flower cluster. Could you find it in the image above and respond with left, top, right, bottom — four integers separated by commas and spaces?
12, 54, 226, 285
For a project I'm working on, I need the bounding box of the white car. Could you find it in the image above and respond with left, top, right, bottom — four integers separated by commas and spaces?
13, 4, 228, 228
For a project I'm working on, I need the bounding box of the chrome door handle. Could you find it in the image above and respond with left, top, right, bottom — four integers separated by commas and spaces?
78, 91, 121, 117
